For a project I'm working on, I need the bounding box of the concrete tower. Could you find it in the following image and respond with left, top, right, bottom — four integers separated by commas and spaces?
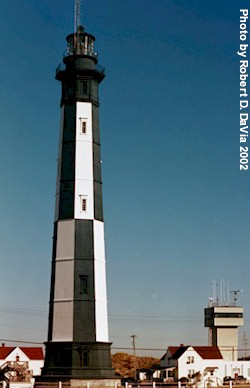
40, 24, 116, 383
205, 291, 244, 361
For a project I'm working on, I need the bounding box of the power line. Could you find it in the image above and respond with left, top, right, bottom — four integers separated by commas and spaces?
0, 306, 250, 323
111, 346, 250, 354
0, 324, 46, 332
0, 306, 47, 317
112, 347, 166, 352
0, 338, 44, 345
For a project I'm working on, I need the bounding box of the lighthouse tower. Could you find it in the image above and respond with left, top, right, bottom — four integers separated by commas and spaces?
40, 22, 116, 382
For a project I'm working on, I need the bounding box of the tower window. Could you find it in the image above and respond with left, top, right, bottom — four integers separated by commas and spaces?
83, 351, 89, 366
82, 81, 88, 95
80, 275, 88, 295
214, 313, 243, 318
82, 121, 87, 134
80, 118, 87, 135
81, 198, 87, 211
80, 195, 87, 212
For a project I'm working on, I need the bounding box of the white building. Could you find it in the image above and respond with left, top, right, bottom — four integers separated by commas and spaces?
0, 345, 44, 388
160, 345, 250, 387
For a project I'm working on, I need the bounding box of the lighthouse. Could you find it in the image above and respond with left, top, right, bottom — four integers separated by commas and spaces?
40, 22, 116, 383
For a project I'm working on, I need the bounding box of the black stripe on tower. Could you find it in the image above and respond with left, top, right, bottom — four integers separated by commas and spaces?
58, 104, 76, 219
73, 220, 96, 342
47, 222, 58, 341
92, 105, 103, 221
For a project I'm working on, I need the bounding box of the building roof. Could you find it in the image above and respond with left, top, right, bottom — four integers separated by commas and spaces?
0, 347, 14, 359
20, 347, 44, 360
193, 346, 222, 360
164, 346, 223, 360
160, 346, 180, 360
168, 347, 181, 356
172, 346, 189, 360
0, 346, 44, 360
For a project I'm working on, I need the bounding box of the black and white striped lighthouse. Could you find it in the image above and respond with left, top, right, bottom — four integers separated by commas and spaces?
40, 24, 116, 382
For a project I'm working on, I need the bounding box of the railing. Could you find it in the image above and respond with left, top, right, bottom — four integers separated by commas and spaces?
96, 64, 105, 76
55, 63, 65, 76
64, 47, 98, 58
0, 361, 30, 382
55, 63, 105, 77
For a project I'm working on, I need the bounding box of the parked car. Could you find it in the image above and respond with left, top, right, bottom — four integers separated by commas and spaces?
224, 376, 247, 385
224, 376, 235, 384
179, 377, 189, 383
236, 376, 247, 383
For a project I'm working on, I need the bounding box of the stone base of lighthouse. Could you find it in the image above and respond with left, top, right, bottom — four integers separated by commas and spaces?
36, 341, 119, 382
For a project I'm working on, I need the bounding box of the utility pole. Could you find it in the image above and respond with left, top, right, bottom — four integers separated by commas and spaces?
131, 335, 137, 381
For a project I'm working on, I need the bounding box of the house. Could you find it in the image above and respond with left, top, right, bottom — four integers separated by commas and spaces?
160, 345, 250, 387
0, 344, 44, 388
160, 345, 224, 384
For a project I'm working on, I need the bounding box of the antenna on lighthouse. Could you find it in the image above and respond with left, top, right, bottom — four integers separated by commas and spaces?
74, 0, 82, 33
74, 0, 83, 53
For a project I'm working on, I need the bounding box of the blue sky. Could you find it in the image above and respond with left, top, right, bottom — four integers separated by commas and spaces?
0, 0, 249, 357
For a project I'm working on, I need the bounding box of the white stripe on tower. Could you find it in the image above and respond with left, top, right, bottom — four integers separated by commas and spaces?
75, 100, 109, 342
75, 102, 94, 220
94, 220, 109, 342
